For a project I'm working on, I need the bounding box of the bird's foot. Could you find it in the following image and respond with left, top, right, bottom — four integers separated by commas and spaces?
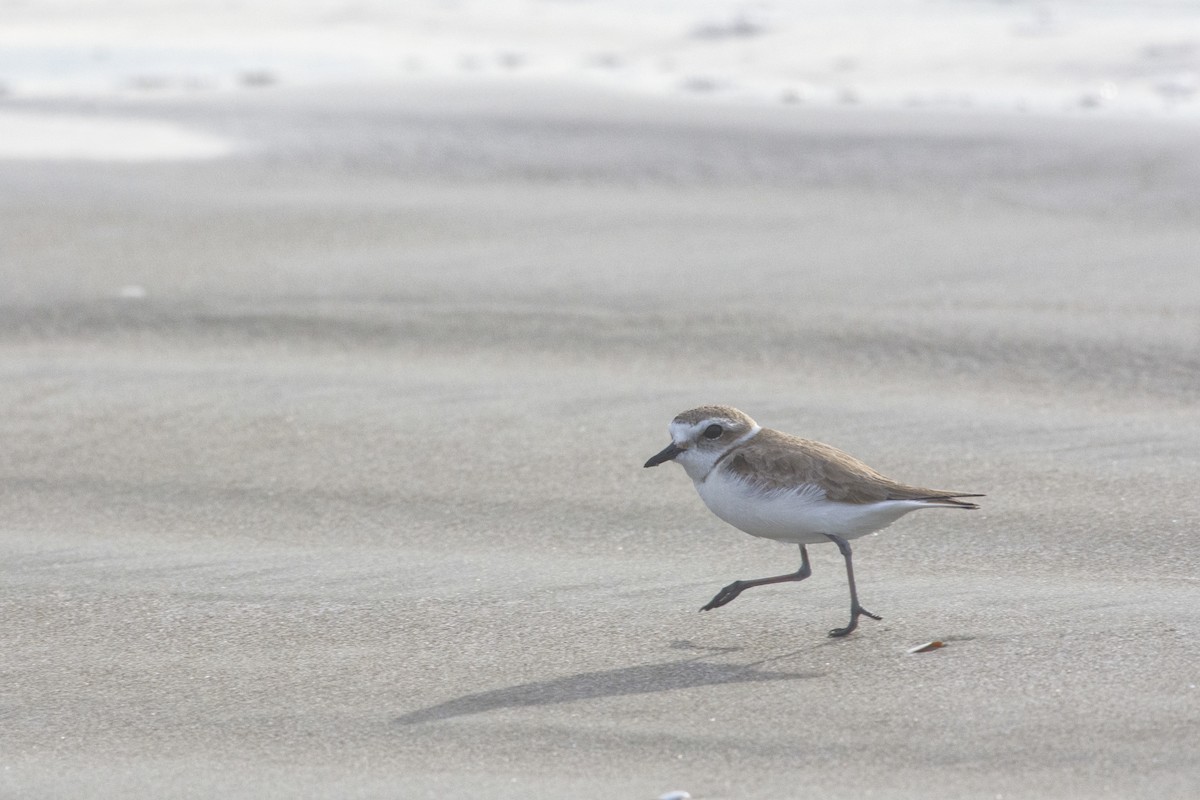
700, 581, 746, 611
828, 605, 882, 638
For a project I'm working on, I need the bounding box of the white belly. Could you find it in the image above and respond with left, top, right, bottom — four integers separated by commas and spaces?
694, 472, 931, 544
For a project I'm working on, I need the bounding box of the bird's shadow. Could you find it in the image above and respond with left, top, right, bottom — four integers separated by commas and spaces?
395, 640, 823, 725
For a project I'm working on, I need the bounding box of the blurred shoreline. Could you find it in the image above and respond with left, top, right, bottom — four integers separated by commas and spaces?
4, 74, 1200, 164
2, 0, 1198, 139
4, 0, 1197, 161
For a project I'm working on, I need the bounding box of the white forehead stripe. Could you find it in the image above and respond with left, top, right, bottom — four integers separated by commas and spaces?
669, 417, 760, 446
668, 419, 694, 444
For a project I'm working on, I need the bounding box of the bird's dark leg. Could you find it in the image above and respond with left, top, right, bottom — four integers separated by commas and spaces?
823, 533, 882, 637
701, 544, 812, 612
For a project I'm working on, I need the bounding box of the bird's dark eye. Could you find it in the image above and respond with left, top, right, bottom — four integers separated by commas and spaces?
703, 424, 724, 439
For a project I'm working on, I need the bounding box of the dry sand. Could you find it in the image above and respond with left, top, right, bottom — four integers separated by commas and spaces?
2, 84, 1199, 799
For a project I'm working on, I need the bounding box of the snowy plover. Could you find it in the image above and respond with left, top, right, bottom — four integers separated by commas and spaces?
644, 405, 982, 637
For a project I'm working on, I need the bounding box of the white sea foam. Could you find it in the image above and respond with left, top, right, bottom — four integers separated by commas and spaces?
0, 1, 1196, 120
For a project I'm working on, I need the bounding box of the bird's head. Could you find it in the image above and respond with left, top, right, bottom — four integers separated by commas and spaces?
644, 405, 760, 481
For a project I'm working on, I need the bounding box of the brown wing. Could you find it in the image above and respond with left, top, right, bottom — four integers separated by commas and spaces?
722, 429, 982, 507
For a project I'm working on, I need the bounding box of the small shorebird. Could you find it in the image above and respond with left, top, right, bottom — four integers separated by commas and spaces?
644, 405, 982, 637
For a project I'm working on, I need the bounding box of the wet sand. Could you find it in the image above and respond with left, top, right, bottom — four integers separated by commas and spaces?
2, 85, 1199, 799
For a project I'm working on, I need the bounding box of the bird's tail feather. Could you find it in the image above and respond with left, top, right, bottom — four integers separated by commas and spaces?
915, 494, 983, 509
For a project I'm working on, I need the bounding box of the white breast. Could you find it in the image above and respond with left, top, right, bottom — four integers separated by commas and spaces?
694, 468, 933, 544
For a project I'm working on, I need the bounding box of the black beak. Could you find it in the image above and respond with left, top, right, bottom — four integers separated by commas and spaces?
643, 442, 683, 468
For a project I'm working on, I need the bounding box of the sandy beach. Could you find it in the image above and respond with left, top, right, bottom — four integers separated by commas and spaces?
2, 80, 1200, 798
